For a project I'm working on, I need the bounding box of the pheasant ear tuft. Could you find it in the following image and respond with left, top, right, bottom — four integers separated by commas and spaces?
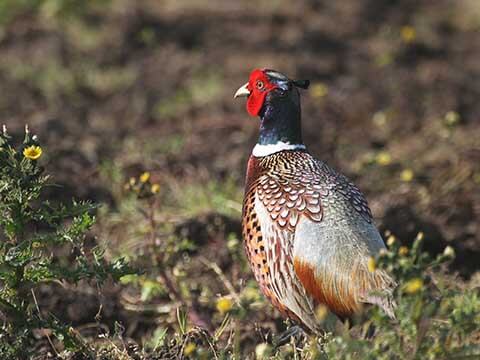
293, 80, 310, 89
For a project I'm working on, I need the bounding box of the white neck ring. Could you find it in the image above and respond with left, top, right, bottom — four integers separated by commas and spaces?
252, 141, 306, 157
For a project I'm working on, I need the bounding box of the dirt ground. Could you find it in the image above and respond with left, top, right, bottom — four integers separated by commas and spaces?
0, 0, 479, 356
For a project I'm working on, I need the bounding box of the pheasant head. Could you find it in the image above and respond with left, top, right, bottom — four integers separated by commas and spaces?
234, 68, 310, 157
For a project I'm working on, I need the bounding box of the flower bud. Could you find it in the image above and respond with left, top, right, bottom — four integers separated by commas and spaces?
443, 245, 455, 258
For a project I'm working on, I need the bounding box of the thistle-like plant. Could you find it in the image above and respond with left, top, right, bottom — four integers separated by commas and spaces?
0, 126, 135, 358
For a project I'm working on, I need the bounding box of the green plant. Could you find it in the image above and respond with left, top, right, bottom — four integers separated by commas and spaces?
0, 126, 135, 358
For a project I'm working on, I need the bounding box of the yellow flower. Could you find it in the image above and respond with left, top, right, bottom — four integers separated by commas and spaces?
151, 183, 160, 194
401, 26, 416, 43
386, 235, 396, 246
140, 171, 150, 183
376, 151, 391, 166
444, 111, 460, 126
315, 304, 329, 321
403, 278, 423, 294
23, 145, 42, 160
399, 246, 409, 256
310, 83, 328, 98
400, 168, 414, 182
367, 257, 376, 272
216, 296, 233, 314
183, 342, 196, 356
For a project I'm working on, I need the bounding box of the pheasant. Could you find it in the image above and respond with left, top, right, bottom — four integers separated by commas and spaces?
234, 69, 396, 334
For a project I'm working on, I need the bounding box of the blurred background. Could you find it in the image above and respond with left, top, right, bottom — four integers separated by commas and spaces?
1, 0, 479, 354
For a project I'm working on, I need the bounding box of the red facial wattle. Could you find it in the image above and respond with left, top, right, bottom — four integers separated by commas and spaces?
246, 69, 278, 117
246, 88, 268, 117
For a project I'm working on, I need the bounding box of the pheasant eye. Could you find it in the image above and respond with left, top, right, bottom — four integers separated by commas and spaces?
256, 80, 264, 90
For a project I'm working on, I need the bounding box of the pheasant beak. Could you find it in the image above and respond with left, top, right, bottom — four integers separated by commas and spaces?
234, 82, 250, 98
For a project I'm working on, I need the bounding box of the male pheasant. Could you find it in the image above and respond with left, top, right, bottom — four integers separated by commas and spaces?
234, 69, 396, 333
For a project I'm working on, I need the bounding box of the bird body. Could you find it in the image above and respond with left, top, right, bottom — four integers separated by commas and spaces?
235, 69, 396, 333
